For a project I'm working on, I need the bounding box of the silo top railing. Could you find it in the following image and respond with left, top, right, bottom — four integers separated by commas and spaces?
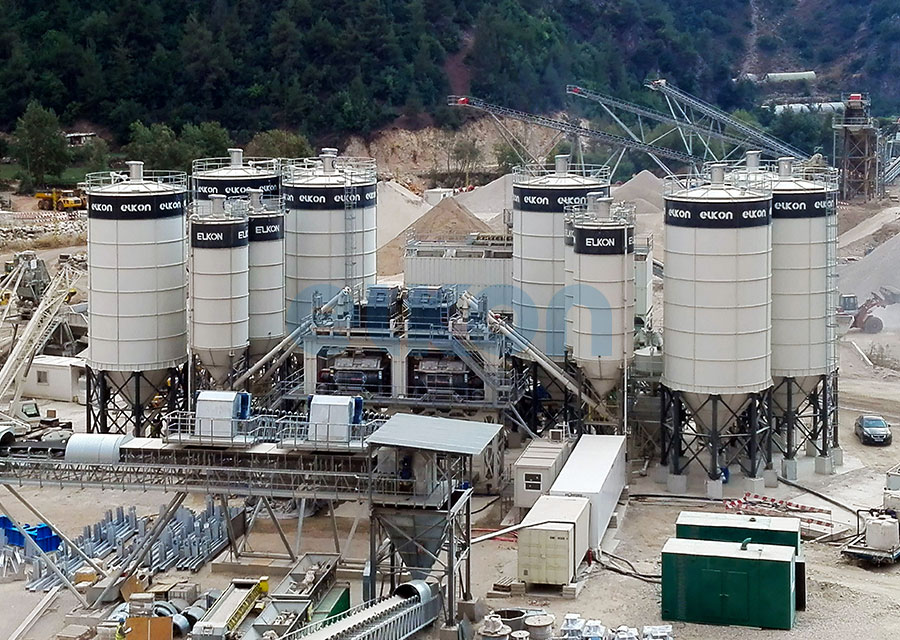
281, 157, 377, 184
512, 162, 611, 184
191, 156, 279, 174
663, 172, 772, 199
85, 170, 188, 190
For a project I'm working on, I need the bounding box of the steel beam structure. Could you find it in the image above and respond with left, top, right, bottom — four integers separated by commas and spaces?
567, 85, 761, 165
646, 79, 808, 160
367, 450, 472, 627
771, 371, 839, 461
86, 365, 187, 437
660, 387, 774, 480
448, 95, 702, 169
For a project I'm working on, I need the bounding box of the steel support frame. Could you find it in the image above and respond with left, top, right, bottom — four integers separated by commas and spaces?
86, 365, 187, 437
660, 386, 773, 479
367, 452, 472, 628
771, 370, 839, 459
835, 127, 882, 201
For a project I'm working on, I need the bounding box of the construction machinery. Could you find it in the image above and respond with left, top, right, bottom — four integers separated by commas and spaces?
0, 257, 84, 433
34, 188, 85, 213
837, 286, 900, 334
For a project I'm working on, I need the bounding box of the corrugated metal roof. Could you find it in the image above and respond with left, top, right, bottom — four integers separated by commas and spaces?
366, 413, 502, 455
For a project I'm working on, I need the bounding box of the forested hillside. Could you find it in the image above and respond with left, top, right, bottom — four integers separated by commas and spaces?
1, 0, 898, 143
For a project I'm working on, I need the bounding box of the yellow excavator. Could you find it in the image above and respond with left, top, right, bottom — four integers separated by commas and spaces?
34, 188, 85, 213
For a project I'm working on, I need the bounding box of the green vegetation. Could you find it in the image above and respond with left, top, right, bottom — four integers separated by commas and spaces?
12, 101, 69, 186
2, 0, 894, 177
0, 0, 759, 143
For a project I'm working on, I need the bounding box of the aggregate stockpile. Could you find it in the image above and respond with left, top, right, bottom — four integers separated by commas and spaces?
376, 181, 431, 249
613, 170, 664, 248
377, 197, 492, 276
838, 231, 900, 299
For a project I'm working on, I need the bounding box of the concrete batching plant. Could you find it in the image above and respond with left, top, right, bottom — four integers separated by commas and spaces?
85, 161, 188, 435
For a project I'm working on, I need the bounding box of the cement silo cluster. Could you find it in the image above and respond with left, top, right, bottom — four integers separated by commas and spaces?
189, 150, 285, 387
282, 148, 377, 328
660, 156, 839, 495
661, 163, 773, 496
512, 155, 610, 360
85, 161, 188, 434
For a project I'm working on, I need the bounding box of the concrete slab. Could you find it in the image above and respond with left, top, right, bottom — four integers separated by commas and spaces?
653, 463, 668, 484
706, 479, 724, 500
764, 469, 780, 488
832, 446, 845, 467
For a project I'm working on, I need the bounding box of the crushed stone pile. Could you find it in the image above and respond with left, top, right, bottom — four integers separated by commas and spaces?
0, 216, 86, 248
376, 181, 431, 249
452, 174, 513, 221
614, 172, 665, 249
377, 198, 492, 276
613, 170, 664, 210
838, 231, 900, 298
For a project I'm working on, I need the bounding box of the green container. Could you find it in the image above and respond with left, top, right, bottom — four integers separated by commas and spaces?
661, 538, 796, 630
675, 511, 802, 553
310, 585, 351, 624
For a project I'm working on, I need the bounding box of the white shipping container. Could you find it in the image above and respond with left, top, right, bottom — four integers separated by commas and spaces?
513, 439, 572, 509
518, 495, 590, 585
550, 435, 626, 549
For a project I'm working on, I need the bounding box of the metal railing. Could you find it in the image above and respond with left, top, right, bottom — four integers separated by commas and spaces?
276, 416, 384, 450
833, 116, 875, 129
282, 157, 377, 185
164, 412, 277, 445
512, 161, 611, 183
164, 411, 386, 449
0, 457, 453, 505
84, 170, 187, 189
191, 156, 279, 175
663, 171, 772, 197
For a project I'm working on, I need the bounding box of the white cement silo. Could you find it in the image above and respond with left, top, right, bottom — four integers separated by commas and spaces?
246, 189, 285, 357
512, 155, 610, 359
86, 161, 188, 427
189, 195, 249, 386
571, 196, 635, 396
282, 149, 377, 328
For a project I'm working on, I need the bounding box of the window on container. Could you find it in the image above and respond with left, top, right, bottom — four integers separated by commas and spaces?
524, 472, 542, 491
37, 370, 49, 384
